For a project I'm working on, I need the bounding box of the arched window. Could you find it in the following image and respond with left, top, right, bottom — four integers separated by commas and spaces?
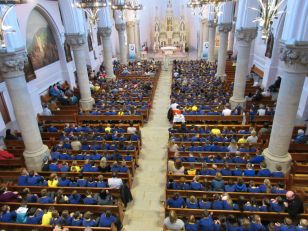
26, 9, 59, 70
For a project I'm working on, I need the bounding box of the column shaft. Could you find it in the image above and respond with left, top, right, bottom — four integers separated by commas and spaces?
0, 48, 49, 171
208, 21, 216, 62
230, 29, 257, 108
98, 27, 115, 79
263, 44, 308, 173
216, 24, 232, 81
116, 23, 128, 65
135, 20, 141, 58
67, 34, 94, 110
227, 22, 235, 52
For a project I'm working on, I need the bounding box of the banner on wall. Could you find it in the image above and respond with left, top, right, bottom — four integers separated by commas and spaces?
202, 42, 209, 59
129, 44, 136, 60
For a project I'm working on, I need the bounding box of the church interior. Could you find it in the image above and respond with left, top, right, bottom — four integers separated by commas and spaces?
0, 0, 307, 230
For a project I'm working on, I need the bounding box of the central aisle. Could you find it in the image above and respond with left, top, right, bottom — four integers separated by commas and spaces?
122, 67, 172, 230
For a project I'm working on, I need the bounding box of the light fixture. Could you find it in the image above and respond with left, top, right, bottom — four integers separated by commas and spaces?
75, 0, 108, 25
126, 0, 143, 11
187, 0, 210, 9
250, 0, 285, 39
111, 0, 131, 11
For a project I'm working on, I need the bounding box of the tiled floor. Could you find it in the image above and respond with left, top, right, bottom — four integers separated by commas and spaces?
122, 67, 172, 230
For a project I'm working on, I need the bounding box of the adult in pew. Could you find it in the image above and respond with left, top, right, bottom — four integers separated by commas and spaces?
41, 104, 52, 116
169, 159, 185, 175
71, 137, 82, 151
94, 189, 113, 205
107, 172, 123, 189
0, 187, 21, 202
5, 129, 19, 140
284, 191, 304, 218
293, 129, 307, 144
163, 210, 185, 231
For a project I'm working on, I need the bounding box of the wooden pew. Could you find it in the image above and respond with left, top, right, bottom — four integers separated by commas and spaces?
0, 223, 116, 231
77, 115, 144, 126
38, 115, 77, 124
0, 201, 124, 222
165, 208, 308, 221
0, 171, 133, 188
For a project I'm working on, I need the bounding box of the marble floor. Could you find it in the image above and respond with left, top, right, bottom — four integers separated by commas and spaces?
122, 67, 172, 230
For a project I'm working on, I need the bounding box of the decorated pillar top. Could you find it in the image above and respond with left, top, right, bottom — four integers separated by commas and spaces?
114, 10, 125, 25
58, 0, 86, 35
236, 0, 259, 30
207, 3, 216, 22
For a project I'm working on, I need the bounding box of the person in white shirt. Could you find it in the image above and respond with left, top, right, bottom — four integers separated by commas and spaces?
108, 173, 123, 189
257, 105, 266, 116
170, 102, 179, 110
41, 105, 52, 116
222, 105, 232, 116
127, 122, 137, 134
246, 131, 258, 143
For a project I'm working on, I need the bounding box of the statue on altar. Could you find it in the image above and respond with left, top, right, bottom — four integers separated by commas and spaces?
153, 0, 187, 52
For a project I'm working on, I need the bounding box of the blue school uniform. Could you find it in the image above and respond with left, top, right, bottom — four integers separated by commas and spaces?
186, 201, 199, 209
199, 200, 212, 209
199, 216, 214, 231
248, 187, 260, 193
257, 168, 271, 177
235, 183, 247, 192
249, 222, 266, 231
98, 214, 117, 227
232, 169, 243, 176
97, 181, 108, 188
271, 171, 284, 178
224, 184, 236, 192
26, 210, 44, 224
250, 155, 264, 164
0, 211, 16, 222
167, 197, 186, 208
38, 196, 53, 204
82, 219, 97, 227
18, 175, 28, 186
212, 200, 224, 210
270, 202, 284, 212
221, 168, 232, 176
190, 182, 203, 190
87, 181, 97, 187
243, 169, 255, 177
71, 218, 83, 226
185, 222, 199, 231
83, 197, 97, 205
68, 194, 81, 204
77, 179, 88, 187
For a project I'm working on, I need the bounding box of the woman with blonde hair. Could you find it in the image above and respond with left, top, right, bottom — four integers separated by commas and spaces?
163, 210, 185, 230
186, 195, 199, 209
211, 172, 225, 191
260, 178, 272, 193
70, 161, 81, 173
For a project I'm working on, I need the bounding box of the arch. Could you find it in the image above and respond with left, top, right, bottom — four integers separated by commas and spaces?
25, 5, 64, 71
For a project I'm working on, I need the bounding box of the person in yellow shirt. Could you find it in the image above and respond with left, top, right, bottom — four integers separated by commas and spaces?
41, 206, 55, 225
118, 109, 124, 116
187, 164, 197, 176
48, 173, 58, 188
70, 161, 81, 173
238, 136, 247, 144
211, 127, 221, 135
191, 105, 198, 111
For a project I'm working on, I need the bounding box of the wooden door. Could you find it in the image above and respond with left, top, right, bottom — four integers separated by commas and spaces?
0, 93, 11, 124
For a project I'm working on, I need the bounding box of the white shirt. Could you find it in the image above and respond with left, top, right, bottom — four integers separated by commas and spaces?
170, 103, 179, 110
222, 108, 232, 116
257, 108, 266, 116
173, 114, 185, 123
42, 107, 52, 116
164, 217, 185, 230
127, 126, 137, 134
247, 135, 258, 143
108, 177, 123, 189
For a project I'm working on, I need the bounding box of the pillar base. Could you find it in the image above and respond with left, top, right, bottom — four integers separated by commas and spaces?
80, 97, 95, 111
229, 96, 246, 109
215, 73, 227, 82
24, 144, 50, 171
262, 148, 292, 173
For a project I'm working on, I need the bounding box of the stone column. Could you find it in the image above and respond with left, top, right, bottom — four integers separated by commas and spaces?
98, 27, 115, 79
263, 44, 308, 173
0, 48, 49, 171
66, 34, 95, 110
126, 21, 135, 45
215, 23, 232, 81
229, 28, 257, 108
116, 23, 128, 65
134, 20, 141, 58
227, 22, 235, 52
208, 21, 217, 63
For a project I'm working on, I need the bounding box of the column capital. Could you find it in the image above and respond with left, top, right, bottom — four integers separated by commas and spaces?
201, 18, 208, 24
126, 21, 135, 27
97, 27, 112, 38
0, 47, 27, 75
208, 21, 217, 28
218, 23, 232, 33
279, 43, 308, 67
235, 28, 257, 43
65, 33, 86, 47
115, 23, 126, 32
